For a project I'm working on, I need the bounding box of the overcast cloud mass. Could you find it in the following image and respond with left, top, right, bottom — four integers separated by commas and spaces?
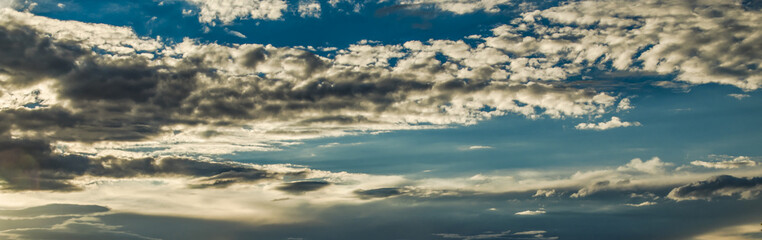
1, 0, 761, 239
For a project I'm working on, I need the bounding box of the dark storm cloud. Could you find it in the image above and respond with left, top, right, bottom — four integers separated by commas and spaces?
0, 20, 205, 142
276, 181, 330, 194
0, 139, 305, 191
668, 175, 762, 201
0, 24, 85, 86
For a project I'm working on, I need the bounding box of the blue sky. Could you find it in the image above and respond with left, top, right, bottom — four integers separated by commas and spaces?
1, 0, 762, 239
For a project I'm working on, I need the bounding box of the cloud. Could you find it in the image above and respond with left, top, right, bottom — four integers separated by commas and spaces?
668, 175, 762, 201
0, 139, 307, 191
532, 189, 555, 197
728, 94, 751, 100
691, 156, 758, 169
498, 0, 762, 90
434, 229, 557, 240
182, 0, 288, 24
298, 0, 321, 18
575, 117, 641, 131
0, 9, 623, 155
466, 145, 492, 150
434, 230, 513, 240
625, 201, 656, 207
354, 187, 406, 199
276, 181, 330, 195
691, 222, 762, 240
515, 210, 545, 216
0, 204, 158, 240
616, 157, 672, 175
0, 216, 158, 240
0, 204, 109, 218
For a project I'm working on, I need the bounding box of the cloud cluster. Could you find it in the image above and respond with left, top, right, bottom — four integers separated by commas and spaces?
0, 8, 623, 154
0, 139, 307, 191
494, 0, 762, 90
668, 175, 762, 201
183, 0, 288, 24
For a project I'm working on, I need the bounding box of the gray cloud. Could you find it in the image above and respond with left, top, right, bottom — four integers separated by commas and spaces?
668, 175, 762, 201
354, 187, 407, 199
0, 13, 621, 154
0, 24, 84, 86
0, 139, 305, 191
0, 204, 157, 240
276, 181, 330, 194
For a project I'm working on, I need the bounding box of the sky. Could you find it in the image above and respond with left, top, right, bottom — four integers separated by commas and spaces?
0, 0, 761, 239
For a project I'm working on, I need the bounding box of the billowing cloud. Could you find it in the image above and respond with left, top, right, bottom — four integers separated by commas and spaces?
575, 117, 641, 131
668, 175, 762, 201
0, 9, 622, 155
182, 0, 288, 24
495, 0, 762, 90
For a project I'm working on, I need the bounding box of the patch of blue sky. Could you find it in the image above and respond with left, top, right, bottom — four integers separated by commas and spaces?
225, 82, 762, 177
27, 0, 564, 49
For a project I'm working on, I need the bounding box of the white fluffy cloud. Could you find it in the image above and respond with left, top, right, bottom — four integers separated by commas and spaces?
485, 0, 762, 90
575, 117, 641, 130
183, 0, 288, 24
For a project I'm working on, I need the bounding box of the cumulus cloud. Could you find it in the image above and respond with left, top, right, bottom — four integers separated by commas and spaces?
691, 156, 758, 169
2, 0, 760, 156
575, 117, 641, 130
486, 0, 762, 90
668, 175, 762, 201
0, 9, 623, 155
298, 0, 322, 18
182, 0, 288, 24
